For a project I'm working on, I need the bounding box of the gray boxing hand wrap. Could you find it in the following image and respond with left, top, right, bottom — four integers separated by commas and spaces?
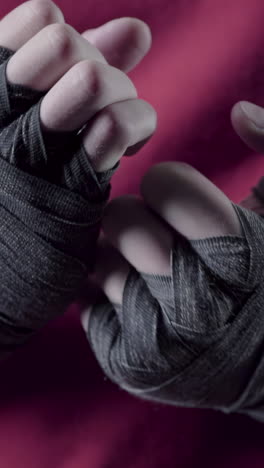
0, 45, 119, 351
87, 202, 264, 422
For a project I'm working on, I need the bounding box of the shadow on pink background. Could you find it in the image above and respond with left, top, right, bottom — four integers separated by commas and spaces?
0, 0, 264, 466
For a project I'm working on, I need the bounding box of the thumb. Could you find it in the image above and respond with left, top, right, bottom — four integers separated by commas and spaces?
231, 101, 264, 153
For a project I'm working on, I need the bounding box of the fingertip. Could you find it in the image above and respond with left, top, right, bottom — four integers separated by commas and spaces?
230, 101, 264, 153
230, 102, 243, 134
82, 17, 152, 69
230, 100, 242, 121
80, 306, 93, 333
231, 100, 264, 130
125, 17, 152, 55
104, 17, 152, 51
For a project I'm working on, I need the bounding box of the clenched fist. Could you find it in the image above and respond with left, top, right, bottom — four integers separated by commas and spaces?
0, 0, 156, 357
80, 83, 264, 422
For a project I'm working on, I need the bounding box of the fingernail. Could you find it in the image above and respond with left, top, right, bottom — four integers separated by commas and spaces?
239, 101, 264, 129
80, 306, 93, 333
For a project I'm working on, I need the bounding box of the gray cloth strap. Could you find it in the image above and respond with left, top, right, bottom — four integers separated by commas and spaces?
87, 202, 264, 422
0, 46, 119, 350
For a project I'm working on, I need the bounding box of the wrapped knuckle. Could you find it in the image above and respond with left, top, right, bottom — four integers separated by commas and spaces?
27, 0, 64, 27
45, 23, 74, 58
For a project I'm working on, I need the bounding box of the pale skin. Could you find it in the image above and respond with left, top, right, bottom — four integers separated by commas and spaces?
0, 0, 262, 339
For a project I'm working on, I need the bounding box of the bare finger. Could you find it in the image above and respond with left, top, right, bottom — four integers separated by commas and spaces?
0, 0, 64, 51
81, 17, 152, 73
101, 194, 174, 275
140, 162, 243, 240
231, 101, 264, 154
40, 59, 138, 132
82, 98, 157, 172
6, 23, 107, 91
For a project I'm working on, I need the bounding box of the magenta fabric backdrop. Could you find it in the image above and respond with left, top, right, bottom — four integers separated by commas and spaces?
0, 0, 264, 467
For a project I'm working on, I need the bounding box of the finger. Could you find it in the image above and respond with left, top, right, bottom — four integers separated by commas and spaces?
80, 232, 130, 335
40, 59, 138, 132
140, 162, 243, 240
82, 17, 153, 162
6, 14, 151, 91
81, 17, 152, 73
82, 192, 175, 326
231, 101, 264, 154
6, 23, 108, 91
81, 98, 157, 172
90, 233, 131, 305
0, 0, 65, 51
101, 194, 174, 275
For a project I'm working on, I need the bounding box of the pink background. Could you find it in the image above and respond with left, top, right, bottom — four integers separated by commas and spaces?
0, 0, 264, 466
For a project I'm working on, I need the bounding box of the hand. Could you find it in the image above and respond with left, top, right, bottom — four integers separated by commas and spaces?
81, 99, 264, 313
0, 0, 157, 358
2, 0, 156, 173
80, 102, 264, 419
